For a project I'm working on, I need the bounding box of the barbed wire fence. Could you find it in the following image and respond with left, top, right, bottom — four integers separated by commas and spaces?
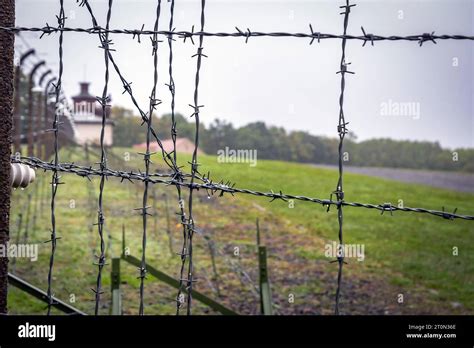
1, 0, 474, 316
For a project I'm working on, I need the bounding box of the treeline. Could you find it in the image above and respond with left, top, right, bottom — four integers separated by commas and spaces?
112, 107, 473, 172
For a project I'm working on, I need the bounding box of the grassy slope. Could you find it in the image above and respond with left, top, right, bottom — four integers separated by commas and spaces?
7, 148, 474, 313
187, 153, 474, 308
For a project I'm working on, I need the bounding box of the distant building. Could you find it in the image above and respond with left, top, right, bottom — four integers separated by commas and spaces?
72, 82, 113, 146
133, 137, 204, 155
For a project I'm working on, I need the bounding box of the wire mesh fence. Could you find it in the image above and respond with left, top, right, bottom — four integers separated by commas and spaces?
1, 0, 474, 316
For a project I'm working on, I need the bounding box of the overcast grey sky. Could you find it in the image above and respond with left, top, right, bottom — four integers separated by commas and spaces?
15, 0, 474, 149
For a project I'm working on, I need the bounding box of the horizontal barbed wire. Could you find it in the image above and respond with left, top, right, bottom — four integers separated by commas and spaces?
1, 26, 474, 46
13, 156, 474, 221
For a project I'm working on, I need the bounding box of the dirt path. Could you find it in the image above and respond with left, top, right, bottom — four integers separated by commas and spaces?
193, 197, 468, 315
313, 165, 474, 193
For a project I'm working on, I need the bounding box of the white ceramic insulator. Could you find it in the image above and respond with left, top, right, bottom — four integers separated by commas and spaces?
11, 163, 36, 188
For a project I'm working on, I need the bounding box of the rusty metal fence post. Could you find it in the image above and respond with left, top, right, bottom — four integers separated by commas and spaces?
0, 0, 15, 314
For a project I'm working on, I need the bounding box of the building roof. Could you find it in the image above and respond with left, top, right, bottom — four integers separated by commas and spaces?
133, 137, 204, 155
72, 82, 95, 99
72, 81, 112, 119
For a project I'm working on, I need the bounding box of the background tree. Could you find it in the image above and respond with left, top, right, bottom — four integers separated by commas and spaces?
110, 106, 474, 172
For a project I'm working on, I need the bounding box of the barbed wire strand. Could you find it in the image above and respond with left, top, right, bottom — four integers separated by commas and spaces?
46, 0, 65, 316
90, 0, 113, 315
166, 0, 193, 316
333, 0, 355, 316
138, 0, 162, 316
13, 156, 474, 222
2, 25, 474, 45
186, 0, 206, 315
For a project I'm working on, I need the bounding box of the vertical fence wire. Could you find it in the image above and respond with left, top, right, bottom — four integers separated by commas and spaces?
333, 0, 355, 315
46, 0, 65, 315
138, 0, 162, 315
183, 0, 206, 315
92, 0, 113, 315
166, 0, 198, 315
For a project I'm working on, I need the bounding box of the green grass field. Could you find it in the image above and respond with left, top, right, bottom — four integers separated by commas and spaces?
187, 152, 474, 311
7, 146, 474, 315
